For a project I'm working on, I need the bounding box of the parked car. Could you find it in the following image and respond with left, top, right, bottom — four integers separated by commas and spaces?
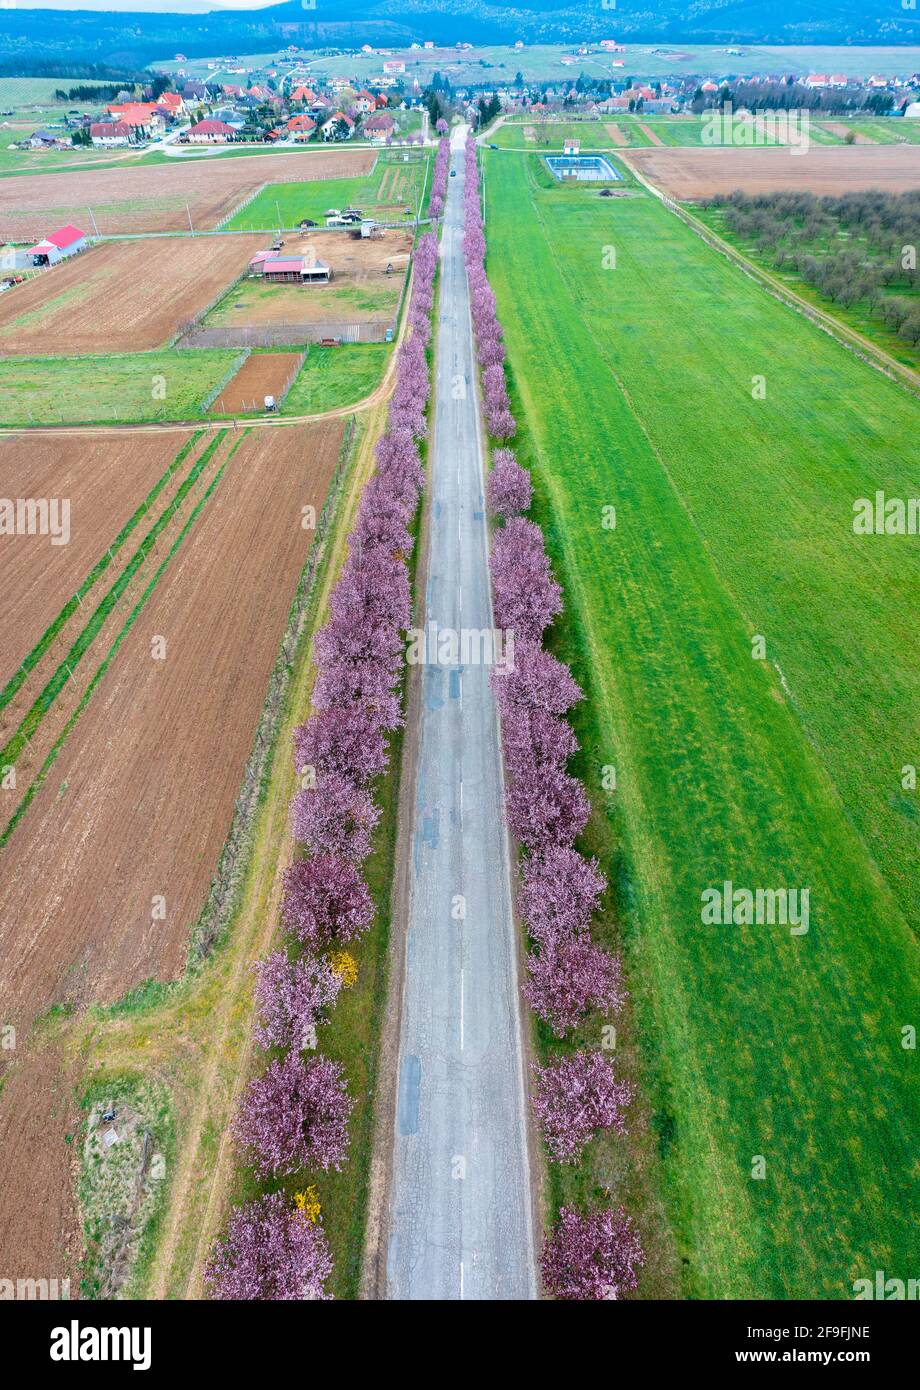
325, 208, 341, 216
450, 168, 457, 176
271, 238, 284, 251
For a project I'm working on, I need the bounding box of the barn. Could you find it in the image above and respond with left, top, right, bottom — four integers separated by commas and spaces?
29, 225, 88, 267
261, 251, 332, 284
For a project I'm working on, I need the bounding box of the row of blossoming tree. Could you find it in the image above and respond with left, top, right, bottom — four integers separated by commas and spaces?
462, 135, 645, 1302
205, 208, 442, 1302
428, 135, 450, 221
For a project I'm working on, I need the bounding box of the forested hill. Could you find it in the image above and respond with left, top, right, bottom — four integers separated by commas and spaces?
0, 0, 917, 71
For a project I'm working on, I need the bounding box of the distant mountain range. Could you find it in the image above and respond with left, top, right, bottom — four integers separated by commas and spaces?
1, 1, 918, 73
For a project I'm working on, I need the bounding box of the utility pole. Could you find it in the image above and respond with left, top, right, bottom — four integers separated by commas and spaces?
186, 203, 194, 235
88, 206, 99, 236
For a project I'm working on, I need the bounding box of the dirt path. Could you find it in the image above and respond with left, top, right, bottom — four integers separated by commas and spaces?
637, 123, 664, 146
606, 123, 629, 147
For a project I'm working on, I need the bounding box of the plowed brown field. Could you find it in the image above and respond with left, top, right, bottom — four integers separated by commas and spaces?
0, 431, 194, 687
0, 420, 341, 1280
0, 146, 377, 240
0, 236, 265, 354
211, 351, 302, 413
622, 143, 920, 198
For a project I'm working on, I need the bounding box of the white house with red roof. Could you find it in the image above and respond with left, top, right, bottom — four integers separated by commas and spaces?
157, 91, 185, 116
30, 225, 87, 265
321, 112, 355, 140
354, 89, 377, 114
90, 121, 133, 147
185, 119, 236, 144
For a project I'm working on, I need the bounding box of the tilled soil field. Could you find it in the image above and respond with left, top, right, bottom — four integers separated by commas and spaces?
0, 431, 195, 688
0, 419, 342, 1280
211, 351, 302, 413
622, 143, 920, 198
0, 146, 377, 240
0, 236, 265, 355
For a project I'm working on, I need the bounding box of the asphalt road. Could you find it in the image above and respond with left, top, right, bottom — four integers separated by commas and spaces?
385, 129, 536, 1301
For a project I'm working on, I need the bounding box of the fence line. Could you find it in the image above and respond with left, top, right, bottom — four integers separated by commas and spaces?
180, 321, 388, 349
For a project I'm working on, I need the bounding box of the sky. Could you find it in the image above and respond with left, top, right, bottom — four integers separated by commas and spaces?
0, 1, 285, 11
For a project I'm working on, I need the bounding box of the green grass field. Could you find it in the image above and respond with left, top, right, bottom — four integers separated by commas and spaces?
484, 150, 920, 1299
204, 276, 400, 329
282, 343, 391, 415
0, 349, 238, 425
225, 155, 429, 231
694, 203, 920, 373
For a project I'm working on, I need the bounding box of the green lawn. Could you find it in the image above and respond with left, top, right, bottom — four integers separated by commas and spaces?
0, 350, 239, 425
224, 155, 429, 232
203, 276, 400, 329
281, 343, 391, 415
484, 151, 920, 1299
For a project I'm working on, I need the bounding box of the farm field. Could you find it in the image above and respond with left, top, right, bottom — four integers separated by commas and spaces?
621, 142, 920, 197
224, 157, 429, 231
483, 151, 920, 1298
280, 343, 391, 415
0, 235, 264, 355
211, 350, 302, 413
494, 114, 853, 151
0, 146, 377, 239
0, 419, 342, 1280
0, 431, 194, 688
0, 349, 238, 425
202, 229, 411, 330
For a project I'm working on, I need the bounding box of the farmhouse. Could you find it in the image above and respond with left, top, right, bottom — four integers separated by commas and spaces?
29, 225, 87, 266
27, 130, 67, 150
186, 119, 236, 144
364, 113, 396, 143
90, 121, 133, 147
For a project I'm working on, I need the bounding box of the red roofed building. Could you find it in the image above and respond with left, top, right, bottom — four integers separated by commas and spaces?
321, 112, 355, 140
157, 91, 184, 115
90, 121, 133, 147
291, 85, 316, 103
185, 119, 236, 144
286, 114, 316, 141
354, 89, 376, 114
30, 224, 88, 265
363, 112, 395, 142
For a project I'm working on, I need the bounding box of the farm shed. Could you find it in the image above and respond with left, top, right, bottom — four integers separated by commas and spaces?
29, 225, 87, 266
262, 252, 331, 284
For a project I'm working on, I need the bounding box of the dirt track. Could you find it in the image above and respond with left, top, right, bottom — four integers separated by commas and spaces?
0, 146, 377, 239
621, 143, 920, 198
0, 420, 341, 1280
0, 432, 193, 687
0, 236, 265, 355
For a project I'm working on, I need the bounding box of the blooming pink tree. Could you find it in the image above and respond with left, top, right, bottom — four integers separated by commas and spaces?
518, 846, 606, 944
492, 639, 582, 718
541, 1205, 644, 1301
234, 1052, 353, 1177
533, 1051, 633, 1162
506, 763, 590, 851
524, 932, 626, 1036
294, 705, 389, 786
253, 950, 342, 1051
205, 1192, 333, 1301
281, 853, 375, 948
503, 708, 579, 780
488, 449, 532, 517
292, 772, 381, 861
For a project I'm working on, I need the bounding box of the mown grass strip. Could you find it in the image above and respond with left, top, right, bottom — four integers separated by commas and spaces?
0, 431, 226, 773
0, 450, 229, 850
0, 431, 203, 718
